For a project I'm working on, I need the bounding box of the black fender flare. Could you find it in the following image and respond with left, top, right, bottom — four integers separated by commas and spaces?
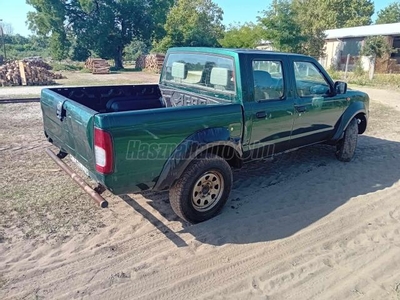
331, 102, 368, 142
153, 127, 242, 191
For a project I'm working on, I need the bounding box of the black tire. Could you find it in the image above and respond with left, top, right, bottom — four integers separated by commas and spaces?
169, 153, 233, 223
336, 118, 358, 162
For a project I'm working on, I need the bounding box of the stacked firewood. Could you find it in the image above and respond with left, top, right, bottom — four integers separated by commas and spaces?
24, 57, 53, 70
0, 61, 20, 86
136, 54, 165, 73
0, 59, 63, 87
85, 58, 110, 74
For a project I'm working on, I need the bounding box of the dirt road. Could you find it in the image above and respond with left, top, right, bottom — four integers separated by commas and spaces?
0, 86, 400, 299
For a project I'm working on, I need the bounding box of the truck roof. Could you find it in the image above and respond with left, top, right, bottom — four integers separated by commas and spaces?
167, 47, 310, 58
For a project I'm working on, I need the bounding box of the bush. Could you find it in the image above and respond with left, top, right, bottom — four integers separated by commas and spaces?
123, 39, 149, 62
353, 59, 365, 76
327, 70, 400, 89
70, 44, 91, 62
327, 68, 342, 80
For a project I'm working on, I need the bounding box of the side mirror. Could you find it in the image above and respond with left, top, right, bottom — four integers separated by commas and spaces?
334, 81, 347, 95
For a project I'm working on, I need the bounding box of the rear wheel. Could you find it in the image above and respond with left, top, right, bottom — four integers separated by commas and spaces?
169, 154, 233, 223
336, 118, 358, 162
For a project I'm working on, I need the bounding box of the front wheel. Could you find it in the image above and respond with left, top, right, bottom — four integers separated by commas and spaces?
169, 154, 233, 223
336, 118, 358, 162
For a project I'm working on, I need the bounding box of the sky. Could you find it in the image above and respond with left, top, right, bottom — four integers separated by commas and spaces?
0, 0, 396, 37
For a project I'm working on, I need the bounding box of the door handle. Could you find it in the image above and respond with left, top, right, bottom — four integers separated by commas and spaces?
256, 111, 267, 119
295, 106, 307, 113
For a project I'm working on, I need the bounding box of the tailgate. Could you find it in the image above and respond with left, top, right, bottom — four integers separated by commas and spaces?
41, 89, 97, 172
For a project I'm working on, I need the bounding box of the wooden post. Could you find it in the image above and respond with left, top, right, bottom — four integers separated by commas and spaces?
344, 54, 350, 80
369, 56, 376, 80
19, 61, 27, 86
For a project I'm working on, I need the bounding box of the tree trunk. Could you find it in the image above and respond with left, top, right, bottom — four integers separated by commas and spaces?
114, 46, 124, 70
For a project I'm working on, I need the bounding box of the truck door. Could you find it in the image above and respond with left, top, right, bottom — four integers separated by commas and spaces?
289, 60, 346, 148
243, 56, 295, 159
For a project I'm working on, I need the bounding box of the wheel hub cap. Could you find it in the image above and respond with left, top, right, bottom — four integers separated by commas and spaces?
192, 171, 224, 212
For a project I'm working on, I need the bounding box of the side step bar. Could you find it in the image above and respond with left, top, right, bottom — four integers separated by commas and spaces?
45, 148, 109, 208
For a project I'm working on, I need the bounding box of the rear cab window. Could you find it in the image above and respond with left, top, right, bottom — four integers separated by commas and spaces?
161, 52, 236, 102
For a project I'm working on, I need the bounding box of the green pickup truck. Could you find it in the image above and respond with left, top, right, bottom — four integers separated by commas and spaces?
41, 47, 369, 223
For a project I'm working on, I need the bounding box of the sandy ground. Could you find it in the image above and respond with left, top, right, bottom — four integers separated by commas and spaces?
1, 86, 400, 299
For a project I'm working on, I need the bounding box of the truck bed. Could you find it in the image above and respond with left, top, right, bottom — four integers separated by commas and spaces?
49, 84, 165, 113
41, 84, 242, 194
49, 84, 229, 113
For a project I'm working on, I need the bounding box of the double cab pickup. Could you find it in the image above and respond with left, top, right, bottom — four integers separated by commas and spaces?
41, 47, 369, 223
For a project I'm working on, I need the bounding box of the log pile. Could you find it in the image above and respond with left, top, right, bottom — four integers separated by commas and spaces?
136, 54, 165, 73
85, 58, 110, 74
24, 57, 53, 70
0, 59, 63, 87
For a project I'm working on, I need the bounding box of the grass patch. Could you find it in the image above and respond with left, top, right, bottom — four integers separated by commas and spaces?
327, 70, 400, 90
51, 62, 84, 72
80, 68, 92, 73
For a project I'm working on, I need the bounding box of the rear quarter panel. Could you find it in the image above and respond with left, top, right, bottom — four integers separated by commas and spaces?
94, 104, 243, 194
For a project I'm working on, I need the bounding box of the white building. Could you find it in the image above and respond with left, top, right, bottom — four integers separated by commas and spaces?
321, 22, 400, 73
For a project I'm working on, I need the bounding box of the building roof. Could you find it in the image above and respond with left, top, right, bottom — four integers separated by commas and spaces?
325, 22, 400, 39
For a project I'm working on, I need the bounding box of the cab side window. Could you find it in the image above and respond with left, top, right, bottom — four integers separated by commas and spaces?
253, 60, 284, 101
294, 61, 331, 97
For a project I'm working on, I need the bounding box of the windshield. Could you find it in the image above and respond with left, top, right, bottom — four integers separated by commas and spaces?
161, 53, 236, 101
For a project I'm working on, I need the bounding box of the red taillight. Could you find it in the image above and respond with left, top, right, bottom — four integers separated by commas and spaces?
94, 127, 114, 174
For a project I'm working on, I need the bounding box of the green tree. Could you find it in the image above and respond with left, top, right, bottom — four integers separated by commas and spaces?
361, 36, 393, 79
291, 0, 327, 58
219, 22, 263, 48
124, 39, 149, 62
258, 0, 374, 57
156, 0, 225, 52
49, 31, 70, 61
376, 2, 400, 24
29, 35, 50, 54
26, 0, 68, 60
26, 0, 174, 68
70, 42, 91, 62
152, 0, 175, 41
1, 34, 50, 60
293, 0, 374, 29
258, 0, 305, 53
361, 36, 393, 58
